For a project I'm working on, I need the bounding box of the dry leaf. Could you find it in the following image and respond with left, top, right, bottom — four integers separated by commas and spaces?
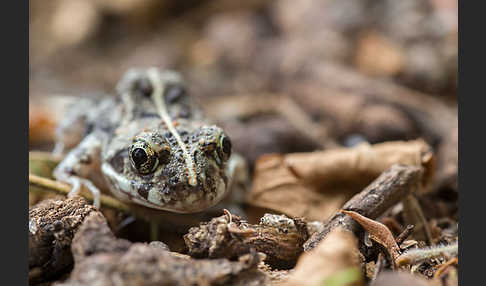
279, 227, 364, 286
248, 140, 433, 220
340, 210, 400, 264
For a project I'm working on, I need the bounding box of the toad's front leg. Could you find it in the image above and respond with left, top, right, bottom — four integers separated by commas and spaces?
53, 132, 105, 208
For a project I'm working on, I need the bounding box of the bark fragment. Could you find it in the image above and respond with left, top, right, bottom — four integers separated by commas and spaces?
57, 206, 269, 286
184, 212, 308, 269
29, 197, 97, 284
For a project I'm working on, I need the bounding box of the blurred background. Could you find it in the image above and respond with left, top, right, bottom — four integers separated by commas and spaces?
29, 0, 458, 96
29, 0, 458, 196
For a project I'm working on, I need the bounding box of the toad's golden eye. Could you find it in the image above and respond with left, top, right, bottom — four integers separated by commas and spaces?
217, 134, 232, 162
129, 142, 159, 174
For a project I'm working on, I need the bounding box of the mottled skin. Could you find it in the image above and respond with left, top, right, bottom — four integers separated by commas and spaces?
53, 68, 240, 214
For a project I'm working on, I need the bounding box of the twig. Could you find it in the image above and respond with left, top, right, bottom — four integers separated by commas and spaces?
396, 241, 458, 266
433, 257, 458, 278
29, 174, 131, 213
402, 195, 433, 244
396, 225, 415, 246
371, 253, 385, 282
29, 151, 62, 163
304, 164, 423, 251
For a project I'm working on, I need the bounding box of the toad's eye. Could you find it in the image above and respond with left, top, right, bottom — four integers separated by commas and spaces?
129, 143, 159, 174
132, 148, 148, 167
218, 135, 232, 162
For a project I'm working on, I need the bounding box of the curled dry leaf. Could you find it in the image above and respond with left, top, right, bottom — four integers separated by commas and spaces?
248, 139, 433, 221
279, 227, 364, 286
340, 210, 401, 266
184, 212, 308, 269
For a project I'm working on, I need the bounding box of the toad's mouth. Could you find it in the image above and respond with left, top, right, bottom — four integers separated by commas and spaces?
101, 162, 228, 213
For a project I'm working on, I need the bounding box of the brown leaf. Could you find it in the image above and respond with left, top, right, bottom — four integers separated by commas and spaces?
279, 227, 364, 286
340, 210, 400, 263
248, 140, 433, 220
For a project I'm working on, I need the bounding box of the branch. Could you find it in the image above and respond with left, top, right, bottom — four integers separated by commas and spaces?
303, 164, 422, 251
29, 174, 131, 213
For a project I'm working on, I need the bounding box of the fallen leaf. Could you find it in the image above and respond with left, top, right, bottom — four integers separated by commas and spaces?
248, 140, 434, 220
340, 210, 401, 264
279, 227, 364, 286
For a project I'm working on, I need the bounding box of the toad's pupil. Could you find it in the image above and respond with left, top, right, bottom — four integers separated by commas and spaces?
222, 137, 231, 157
132, 148, 148, 168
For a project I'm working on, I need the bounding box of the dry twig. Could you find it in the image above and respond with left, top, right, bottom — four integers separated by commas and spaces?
396, 241, 458, 267
304, 164, 423, 251
29, 174, 130, 213
433, 257, 458, 279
